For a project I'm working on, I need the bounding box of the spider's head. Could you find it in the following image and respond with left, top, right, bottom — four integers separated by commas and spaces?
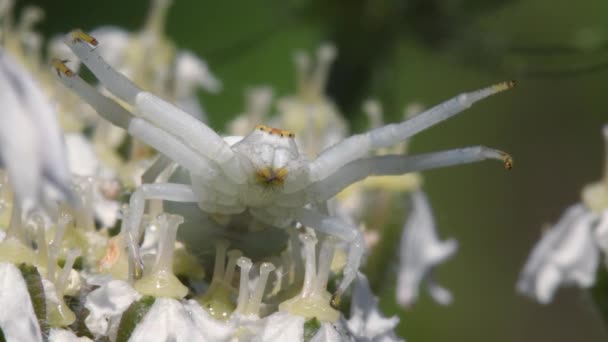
236, 125, 302, 188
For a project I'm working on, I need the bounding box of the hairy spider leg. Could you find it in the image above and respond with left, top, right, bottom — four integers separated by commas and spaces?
65, 30, 245, 183
294, 81, 516, 192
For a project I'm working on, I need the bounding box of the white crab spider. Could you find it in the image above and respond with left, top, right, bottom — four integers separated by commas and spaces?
53, 30, 514, 302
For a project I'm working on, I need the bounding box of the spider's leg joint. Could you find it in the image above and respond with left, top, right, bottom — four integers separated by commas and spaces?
70, 29, 98, 46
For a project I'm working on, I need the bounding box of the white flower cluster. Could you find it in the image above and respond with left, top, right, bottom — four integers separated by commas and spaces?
517, 125, 608, 304
0, 1, 516, 341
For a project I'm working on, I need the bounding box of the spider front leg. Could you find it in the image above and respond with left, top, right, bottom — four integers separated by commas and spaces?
294, 207, 365, 305
299, 81, 516, 188
64, 30, 245, 183
309, 146, 513, 202
53, 60, 217, 176
125, 183, 199, 277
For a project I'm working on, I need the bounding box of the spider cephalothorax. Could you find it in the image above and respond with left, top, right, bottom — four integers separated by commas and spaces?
53, 29, 514, 302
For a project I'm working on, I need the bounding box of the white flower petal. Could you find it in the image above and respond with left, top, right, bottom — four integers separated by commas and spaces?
348, 272, 402, 341
0, 263, 43, 342
311, 323, 342, 342
397, 191, 457, 307
48, 328, 93, 341
517, 204, 600, 303
534, 264, 562, 304
426, 279, 453, 306
0, 48, 74, 211
84, 280, 141, 336
175, 50, 221, 95
256, 312, 305, 342
129, 298, 207, 342
65, 133, 99, 177
184, 300, 236, 341
593, 210, 608, 262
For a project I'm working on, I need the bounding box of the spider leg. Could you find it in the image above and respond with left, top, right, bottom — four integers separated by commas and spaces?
125, 183, 199, 277
304, 81, 515, 187
53, 60, 222, 177
294, 207, 365, 303
64, 31, 245, 183
308, 146, 512, 202
141, 155, 176, 184
52, 58, 131, 129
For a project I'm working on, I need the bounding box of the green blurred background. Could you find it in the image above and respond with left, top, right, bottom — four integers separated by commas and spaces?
19, 0, 608, 340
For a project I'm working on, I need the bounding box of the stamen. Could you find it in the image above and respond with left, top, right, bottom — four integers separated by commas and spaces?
301, 232, 318, 297
46, 212, 71, 283
235, 257, 252, 314
47, 247, 80, 327
32, 214, 47, 267
56, 248, 80, 296
197, 240, 237, 319
144, 0, 172, 36
246, 86, 273, 128
134, 214, 188, 299
73, 176, 95, 231
312, 43, 336, 95
119, 205, 138, 284
288, 228, 304, 286
247, 262, 275, 316
315, 237, 336, 294
224, 249, 243, 283
363, 99, 383, 129
6, 193, 23, 241
294, 50, 311, 95
212, 239, 230, 282
278, 231, 340, 323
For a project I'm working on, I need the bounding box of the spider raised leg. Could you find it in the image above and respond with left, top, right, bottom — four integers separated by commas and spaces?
54, 29, 514, 303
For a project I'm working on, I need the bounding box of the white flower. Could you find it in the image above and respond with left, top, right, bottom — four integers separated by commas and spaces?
348, 272, 403, 342
518, 125, 608, 304
84, 280, 141, 337
594, 211, 608, 263
256, 311, 306, 342
517, 204, 600, 304
65, 133, 121, 228
129, 298, 211, 342
396, 191, 458, 307
48, 328, 93, 342
0, 48, 74, 214
0, 262, 43, 342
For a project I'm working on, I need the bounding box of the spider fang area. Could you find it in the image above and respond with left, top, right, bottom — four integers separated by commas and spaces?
255, 166, 289, 187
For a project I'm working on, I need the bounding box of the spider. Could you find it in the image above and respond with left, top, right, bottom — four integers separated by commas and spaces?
53, 30, 514, 303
